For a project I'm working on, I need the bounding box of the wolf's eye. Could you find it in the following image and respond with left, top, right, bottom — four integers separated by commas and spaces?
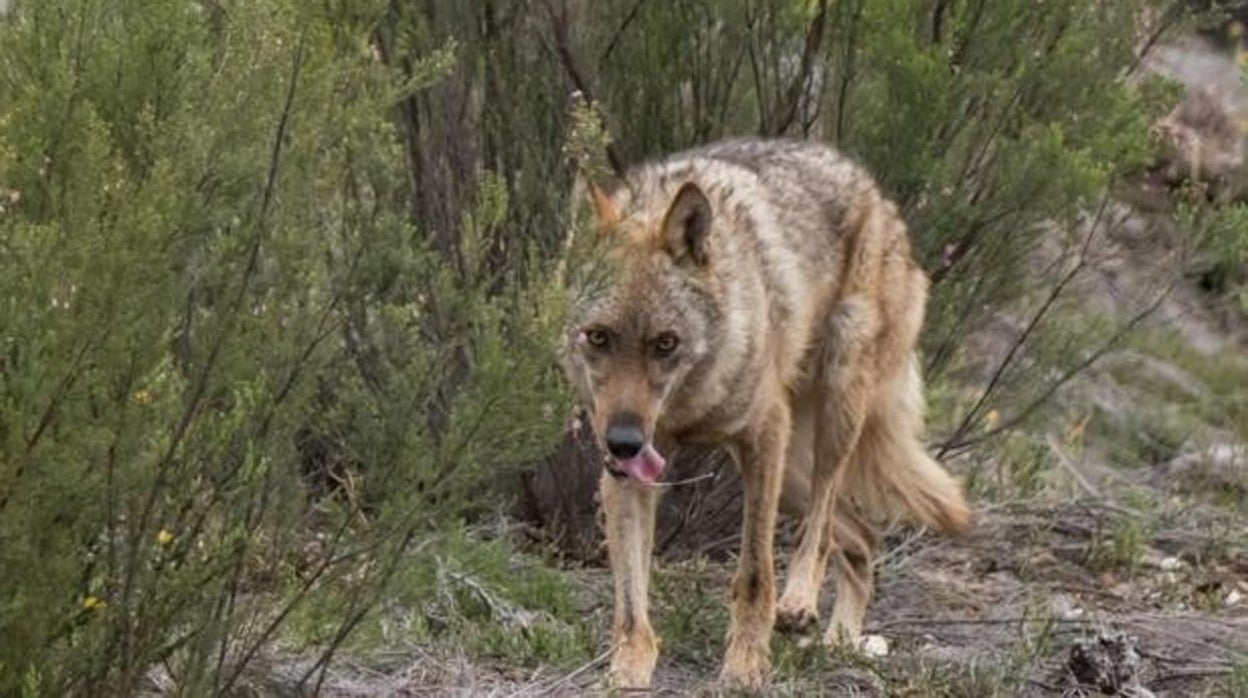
653, 333, 680, 356
584, 329, 610, 349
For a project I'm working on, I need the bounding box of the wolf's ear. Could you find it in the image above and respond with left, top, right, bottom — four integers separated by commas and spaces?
661, 182, 712, 267
572, 174, 621, 229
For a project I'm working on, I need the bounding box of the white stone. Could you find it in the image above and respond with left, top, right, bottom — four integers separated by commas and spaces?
860, 634, 890, 658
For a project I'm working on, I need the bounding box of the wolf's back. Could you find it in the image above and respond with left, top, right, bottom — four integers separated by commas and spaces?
621, 138, 880, 322
634, 138, 876, 256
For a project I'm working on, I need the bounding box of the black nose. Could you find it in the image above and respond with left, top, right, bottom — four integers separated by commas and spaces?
605, 416, 645, 460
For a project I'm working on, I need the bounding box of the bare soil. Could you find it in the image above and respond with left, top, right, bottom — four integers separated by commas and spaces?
284, 495, 1246, 696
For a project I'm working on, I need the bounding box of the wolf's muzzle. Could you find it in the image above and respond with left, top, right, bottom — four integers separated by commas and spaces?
604, 413, 646, 460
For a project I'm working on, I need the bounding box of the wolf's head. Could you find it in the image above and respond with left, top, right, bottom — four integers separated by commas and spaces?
561, 178, 722, 484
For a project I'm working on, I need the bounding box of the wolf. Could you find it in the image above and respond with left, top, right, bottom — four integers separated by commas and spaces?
560, 138, 970, 690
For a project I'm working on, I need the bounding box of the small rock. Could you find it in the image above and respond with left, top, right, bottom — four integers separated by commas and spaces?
1226, 589, 1243, 607
859, 634, 889, 658
1159, 556, 1183, 572
1049, 593, 1085, 620
1163, 442, 1248, 491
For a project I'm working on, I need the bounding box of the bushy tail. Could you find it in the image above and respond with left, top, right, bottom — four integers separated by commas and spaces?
840, 357, 970, 534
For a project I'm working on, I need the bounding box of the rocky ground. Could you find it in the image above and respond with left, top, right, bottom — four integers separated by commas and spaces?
270, 498, 1246, 696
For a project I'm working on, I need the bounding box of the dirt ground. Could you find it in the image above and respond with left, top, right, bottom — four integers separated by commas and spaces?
287, 493, 1245, 696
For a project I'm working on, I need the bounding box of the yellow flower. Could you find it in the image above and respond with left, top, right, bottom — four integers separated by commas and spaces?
82, 595, 106, 611
983, 409, 1000, 429
157, 529, 174, 546
132, 389, 155, 406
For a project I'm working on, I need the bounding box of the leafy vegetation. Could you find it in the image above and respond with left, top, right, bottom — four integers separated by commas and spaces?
0, 0, 1244, 694
0, 1, 567, 693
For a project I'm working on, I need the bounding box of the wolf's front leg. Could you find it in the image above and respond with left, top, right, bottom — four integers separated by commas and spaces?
600, 471, 660, 689
721, 403, 790, 689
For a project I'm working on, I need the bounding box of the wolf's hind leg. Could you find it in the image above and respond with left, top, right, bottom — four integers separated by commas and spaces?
600, 472, 659, 689
825, 501, 877, 644
777, 298, 875, 639
775, 394, 821, 632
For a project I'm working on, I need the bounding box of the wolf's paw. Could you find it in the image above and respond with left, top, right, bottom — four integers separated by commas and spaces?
608, 636, 658, 690
719, 639, 771, 692
820, 621, 863, 650
774, 604, 818, 634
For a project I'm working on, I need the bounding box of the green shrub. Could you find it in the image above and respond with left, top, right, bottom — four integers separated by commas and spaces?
0, 1, 567, 693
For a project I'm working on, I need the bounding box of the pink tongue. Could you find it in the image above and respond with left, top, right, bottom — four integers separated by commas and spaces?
616, 444, 667, 484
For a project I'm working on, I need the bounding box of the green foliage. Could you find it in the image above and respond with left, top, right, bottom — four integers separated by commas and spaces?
1084, 327, 1248, 487
964, 431, 1054, 501
1185, 202, 1248, 311
1086, 513, 1151, 574
1224, 661, 1248, 698
652, 558, 729, 668
0, 0, 567, 693
285, 530, 594, 668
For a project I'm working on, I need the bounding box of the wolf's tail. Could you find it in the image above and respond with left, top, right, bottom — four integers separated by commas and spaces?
839, 355, 970, 534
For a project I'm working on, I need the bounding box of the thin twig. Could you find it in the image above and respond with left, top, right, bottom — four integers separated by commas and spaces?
0, 336, 96, 510
869, 616, 1091, 632
936, 196, 1112, 459
771, 0, 828, 136
1153, 666, 1236, 682
941, 280, 1174, 457
301, 530, 422, 695
544, 0, 625, 178
509, 642, 618, 697
599, 0, 650, 63
874, 529, 930, 570
653, 471, 717, 488
202, 30, 309, 691
833, 0, 865, 144
930, 0, 948, 44
1045, 433, 1100, 499
1123, 1, 1186, 79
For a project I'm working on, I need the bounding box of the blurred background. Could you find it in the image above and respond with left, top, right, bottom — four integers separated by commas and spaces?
0, 1, 1244, 694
